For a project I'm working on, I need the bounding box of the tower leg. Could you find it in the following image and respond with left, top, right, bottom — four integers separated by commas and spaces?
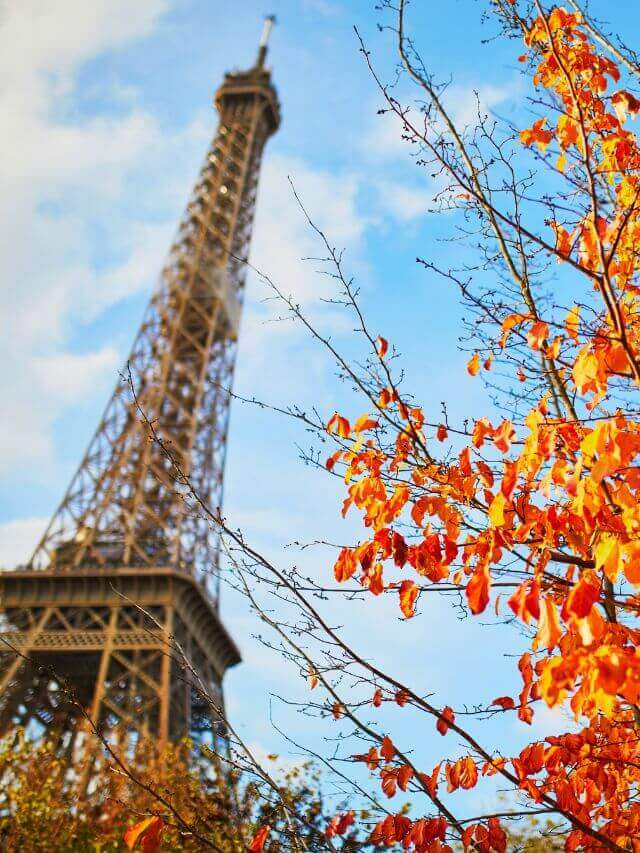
0, 607, 52, 697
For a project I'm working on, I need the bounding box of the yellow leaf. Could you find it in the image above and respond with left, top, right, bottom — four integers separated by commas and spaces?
565, 304, 580, 340
488, 491, 506, 527
353, 414, 379, 433
594, 534, 621, 583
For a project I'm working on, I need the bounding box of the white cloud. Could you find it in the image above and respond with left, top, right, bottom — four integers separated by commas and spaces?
0, 0, 168, 81
355, 80, 520, 223
0, 0, 190, 476
234, 152, 366, 401
446, 81, 520, 129
33, 346, 120, 401
252, 152, 366, 302
301, 0, 341, 16
0, 517, 48, 569
371, 178, 432, 221
361, 80, 519, 161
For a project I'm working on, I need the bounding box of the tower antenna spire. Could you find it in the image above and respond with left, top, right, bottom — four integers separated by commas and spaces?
256, 14, 276, 68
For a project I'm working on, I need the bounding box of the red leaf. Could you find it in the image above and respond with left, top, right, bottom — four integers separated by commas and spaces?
395, 689, 409, 707
508, 579, 540, 625
436, 705, 455, 736
563, 570, 601, 620
124, 817, 164, 853
492, 696, 515, 710
381, 735, 395, 761
250, 825, 271, 852
397, 764, 413, 791
381, 768, 398, 798
325, 811, 355, 838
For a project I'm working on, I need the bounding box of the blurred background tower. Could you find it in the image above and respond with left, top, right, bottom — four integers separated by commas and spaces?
0, 18, 280, 756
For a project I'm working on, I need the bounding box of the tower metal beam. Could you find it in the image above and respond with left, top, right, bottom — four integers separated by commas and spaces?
0, 20, 280, 754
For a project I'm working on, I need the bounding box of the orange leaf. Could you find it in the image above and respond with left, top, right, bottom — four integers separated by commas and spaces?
354, 414, 379, 433
467, 353, 480, 376
612, 90, 640, 123
447, 756, 478, 792
334, 547, 358, 583
508, 579, 540, 625
376, 336, 389, 358
535, 598, 563, 651
399, 579, 419, 618
327, 412, 350, 437
563, 570, 600, 620
420, 762, 441, 797
326, 811, 356, 839
436, 423, 448, 441
501, 460, 517, 501
500, 312, 531, 347
372, 688, 383, 707
572, 348, 600, 395
325, 450, 342, 471
353, 746, 379, 770
526, 320, 548, 351
493, 420, 515, 454
472, 417, 494, 448
467, 565, 491, 614
124, 817, 164, 853
520, 117, 553, 152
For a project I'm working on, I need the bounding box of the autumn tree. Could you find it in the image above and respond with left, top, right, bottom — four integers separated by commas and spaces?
177, 1, 640, 851
34, 0, 635, 850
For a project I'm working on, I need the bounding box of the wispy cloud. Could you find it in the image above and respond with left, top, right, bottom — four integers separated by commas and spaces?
0, 0, 199, 476
0, 517, 48, 568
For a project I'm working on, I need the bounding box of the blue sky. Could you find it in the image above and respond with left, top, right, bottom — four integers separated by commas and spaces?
2, 0, 639, 823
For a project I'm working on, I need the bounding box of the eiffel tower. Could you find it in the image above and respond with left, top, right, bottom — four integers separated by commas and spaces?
0, 17, 280, 755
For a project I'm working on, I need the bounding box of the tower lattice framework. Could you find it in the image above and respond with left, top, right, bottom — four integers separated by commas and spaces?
0, 19, 279, 754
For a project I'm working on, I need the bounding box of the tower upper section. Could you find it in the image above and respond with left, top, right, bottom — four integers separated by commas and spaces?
28, 21, 281, 600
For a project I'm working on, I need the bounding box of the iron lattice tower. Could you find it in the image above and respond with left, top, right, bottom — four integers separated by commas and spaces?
0, 19, 280, 755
